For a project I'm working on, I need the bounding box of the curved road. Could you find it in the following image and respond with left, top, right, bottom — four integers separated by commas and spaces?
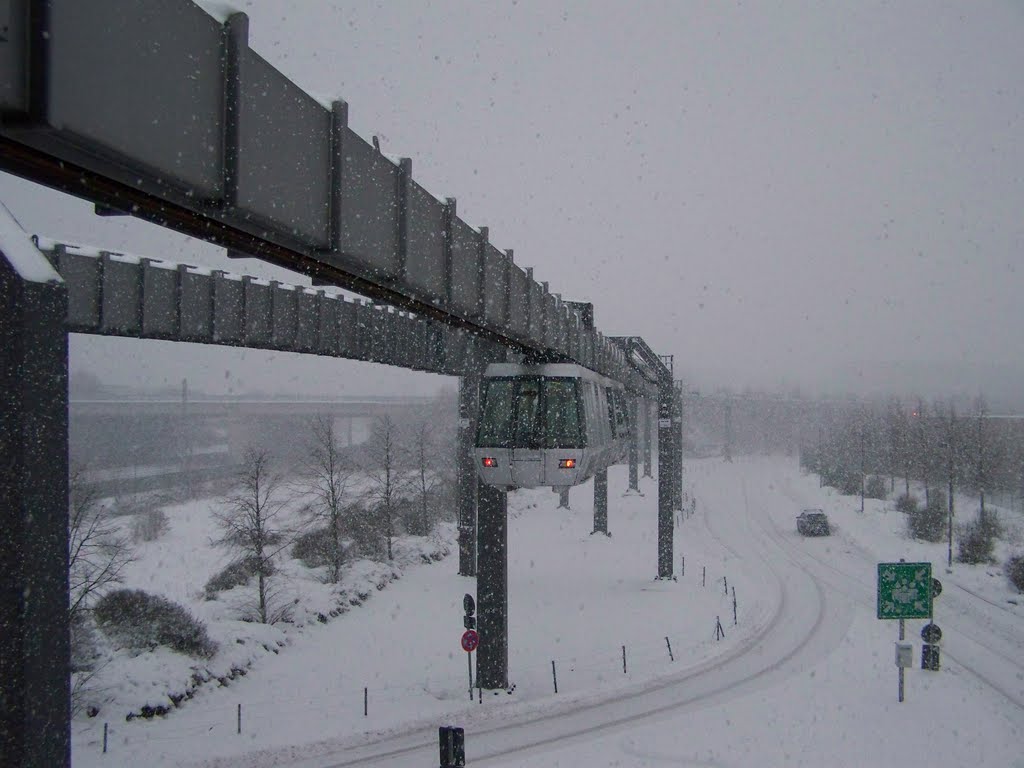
280, 458, 1022, 767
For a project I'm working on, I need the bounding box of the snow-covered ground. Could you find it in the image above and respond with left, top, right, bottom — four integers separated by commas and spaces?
71, 456, 1024, 767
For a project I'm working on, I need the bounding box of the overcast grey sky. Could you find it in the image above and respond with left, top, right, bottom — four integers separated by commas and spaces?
3, 1, 1022, 400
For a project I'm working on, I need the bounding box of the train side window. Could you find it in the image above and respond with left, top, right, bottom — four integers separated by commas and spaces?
606, 387, 617, 437
477, 379, 515, 447
614, 394, 629, 438
597, 384, 610, 442
542, 378, 584, 448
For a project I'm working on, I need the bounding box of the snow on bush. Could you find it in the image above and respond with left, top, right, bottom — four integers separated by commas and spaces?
94, 589, 218, 659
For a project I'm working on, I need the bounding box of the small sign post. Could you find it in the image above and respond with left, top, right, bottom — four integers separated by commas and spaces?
877, 561, 933, 702
461, 629, 479, 699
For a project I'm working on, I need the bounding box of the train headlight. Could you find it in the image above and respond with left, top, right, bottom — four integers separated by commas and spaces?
558, 458, 576, 469
482, 457, 498, 468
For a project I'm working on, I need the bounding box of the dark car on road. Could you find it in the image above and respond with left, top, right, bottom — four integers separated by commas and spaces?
797, 509, 830, 536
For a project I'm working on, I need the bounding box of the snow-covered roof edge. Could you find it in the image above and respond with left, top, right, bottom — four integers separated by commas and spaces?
0, 203, 62, 284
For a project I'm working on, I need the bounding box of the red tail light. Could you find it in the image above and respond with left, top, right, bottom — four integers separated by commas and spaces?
482, 457, 497, 468
558, 458, 576, 469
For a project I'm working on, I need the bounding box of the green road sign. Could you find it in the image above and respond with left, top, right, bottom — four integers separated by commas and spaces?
877, 562, 933, 619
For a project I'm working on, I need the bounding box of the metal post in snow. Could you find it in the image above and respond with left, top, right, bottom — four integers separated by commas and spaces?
467, 651, 473, 700
702, 566, 706, 587
665, 637, 674, 662
724, 575, 728, 595
237, 703, 241, 735
622, 645, 627, 674
364, 687, 368, 716
733, 586, 738, 626
898, 618, 905, 703
681, 555, 685, 576
551, 660, 558, 694
103, 723, 108, 754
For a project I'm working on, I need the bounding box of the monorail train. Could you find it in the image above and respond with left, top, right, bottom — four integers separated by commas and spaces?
474, 363, 631, 490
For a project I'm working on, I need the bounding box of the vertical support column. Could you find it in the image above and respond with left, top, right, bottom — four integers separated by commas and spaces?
643, 398, 653, 478
558, 487, 570, 509
328, 100, 347, 254
592, 470, 609, 535
476, 484, 508, 690
396, 157, 412, 282
443, 198, 457, 309
673, 382, 684, 511
657, 380, 675, 578
457, 374, 480, 577
627, 396, 640, 493
0, 237, 70, 767
222, 12, 249, 212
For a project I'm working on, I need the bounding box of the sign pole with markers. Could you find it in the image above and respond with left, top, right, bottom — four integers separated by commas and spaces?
462, 594, 478, 699
877, 560, 933, 703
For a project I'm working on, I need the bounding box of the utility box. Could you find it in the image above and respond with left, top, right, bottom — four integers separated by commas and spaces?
439, 725, 466, 767
895, 642, 913, 668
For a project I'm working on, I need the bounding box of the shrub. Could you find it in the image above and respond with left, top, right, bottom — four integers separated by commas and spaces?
204, 557, 272, 600
94, 589, 217, 658
865, 476, 888, 500
398, 495, 439, 537
957, 514, 1001, 565
342, 502, 387, 560
1006, 555, 1024, 593
292, 526, 342, 571
132, 507, 169, 543
907, 492, 946, 543
895, 494, 918, 514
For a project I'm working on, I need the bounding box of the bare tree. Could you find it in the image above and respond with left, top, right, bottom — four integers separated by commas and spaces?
303, 414, 352, 582
213, 447, 292, 623
68, 467, 134, 625
360, 415, 405, 560
405, 418, 445, 536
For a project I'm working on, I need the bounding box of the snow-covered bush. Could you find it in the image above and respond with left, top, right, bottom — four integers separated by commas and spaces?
895, 493, 918, 514
865, 475, 888, 500
292, 526, 342, 571
204, 556, 271, 600
957, 514, 1000, 564
1006, 555, 1024, 593
343, 501, 388, 560
907, 492, 946, 542
94, 589, 217, 658
132, 507, 169, 543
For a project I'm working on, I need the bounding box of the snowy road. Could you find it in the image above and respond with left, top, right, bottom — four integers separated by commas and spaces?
286, 461, 851, 768
98, 456, 1018, 768
277, 457, 1023, 768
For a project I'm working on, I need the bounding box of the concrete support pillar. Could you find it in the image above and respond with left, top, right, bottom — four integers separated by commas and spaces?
592, 469, 609, 535
476, 484, 508, 689
643, 398, 653, 478
627, 396, 640, 493
657, 380, 675, 579
672, 383, 684, 512
558, 487, 570, 509
457, 374, 480, 576
0, 235, 70, 767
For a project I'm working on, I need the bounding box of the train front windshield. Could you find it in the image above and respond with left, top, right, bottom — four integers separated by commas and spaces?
477, 377, 585, 449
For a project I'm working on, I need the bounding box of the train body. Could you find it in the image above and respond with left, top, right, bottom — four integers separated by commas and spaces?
474, 362, 630, 490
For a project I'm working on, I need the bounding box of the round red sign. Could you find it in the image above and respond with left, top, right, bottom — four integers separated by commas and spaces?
461, 629, 479, 652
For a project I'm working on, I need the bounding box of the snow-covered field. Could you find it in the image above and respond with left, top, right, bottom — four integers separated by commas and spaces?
71, 456, 1024, 767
